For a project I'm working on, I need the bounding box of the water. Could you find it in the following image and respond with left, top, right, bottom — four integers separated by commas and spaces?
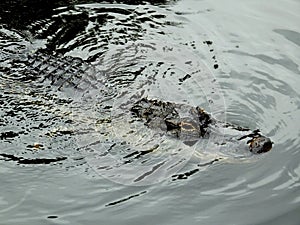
1, 0, 300, 224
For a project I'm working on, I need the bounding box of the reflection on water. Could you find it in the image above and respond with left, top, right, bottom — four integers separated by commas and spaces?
1, 0, 300, 224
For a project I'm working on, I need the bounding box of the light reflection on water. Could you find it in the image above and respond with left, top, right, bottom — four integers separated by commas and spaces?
0, 0, 300, 224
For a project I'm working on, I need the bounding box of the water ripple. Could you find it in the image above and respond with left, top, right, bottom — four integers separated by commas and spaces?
1, 0, 300, 224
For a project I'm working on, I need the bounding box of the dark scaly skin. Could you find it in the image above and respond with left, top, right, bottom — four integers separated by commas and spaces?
131, 98, 273, 154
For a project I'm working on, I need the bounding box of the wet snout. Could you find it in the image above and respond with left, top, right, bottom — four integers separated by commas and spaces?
248, 136, 273, 154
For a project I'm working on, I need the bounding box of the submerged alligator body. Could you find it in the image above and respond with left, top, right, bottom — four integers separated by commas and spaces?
0, 28, 104, 164
131, 98, 273, 154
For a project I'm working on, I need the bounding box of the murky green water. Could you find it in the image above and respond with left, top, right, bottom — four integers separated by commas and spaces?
1, 0, 299, 224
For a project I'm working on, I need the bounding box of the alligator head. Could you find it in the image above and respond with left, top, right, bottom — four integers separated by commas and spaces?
131, 98, 273, 154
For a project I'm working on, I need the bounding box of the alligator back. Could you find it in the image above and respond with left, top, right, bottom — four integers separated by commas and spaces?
0, 28, 102, 92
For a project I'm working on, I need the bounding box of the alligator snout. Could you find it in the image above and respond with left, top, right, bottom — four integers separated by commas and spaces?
248, 136, 273, 154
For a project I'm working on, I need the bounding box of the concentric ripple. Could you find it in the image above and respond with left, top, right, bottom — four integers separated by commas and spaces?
27, 3, 183, 61
1, 0, 300, 224
76, 39, 226, 185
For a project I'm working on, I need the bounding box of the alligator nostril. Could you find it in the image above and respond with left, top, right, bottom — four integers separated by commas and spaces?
262, 139, 273, 153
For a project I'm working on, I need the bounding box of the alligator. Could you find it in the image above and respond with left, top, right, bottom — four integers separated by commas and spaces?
0, 27, 273, 168
131, 98, 273, 154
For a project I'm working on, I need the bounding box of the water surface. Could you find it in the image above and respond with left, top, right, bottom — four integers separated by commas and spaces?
0, 0, 300, 224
